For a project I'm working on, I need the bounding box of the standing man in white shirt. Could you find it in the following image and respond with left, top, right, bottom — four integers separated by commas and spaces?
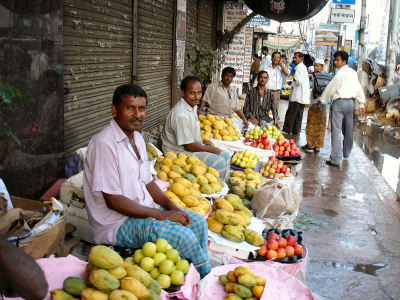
265, 51, 290, 115
258, 46, 272, 72
319, 51, 365, 168
283, 52, 310, 134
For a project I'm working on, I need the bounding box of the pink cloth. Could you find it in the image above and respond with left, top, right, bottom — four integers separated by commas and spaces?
208, 245, 309, 277
4, 255, 199, 300
83, 119, 159, 245
39, 178, 66, 202
165, 263, 200, 300
198, 262, 317, 300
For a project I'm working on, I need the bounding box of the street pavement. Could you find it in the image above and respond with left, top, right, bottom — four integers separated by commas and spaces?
278, 100, 400, 300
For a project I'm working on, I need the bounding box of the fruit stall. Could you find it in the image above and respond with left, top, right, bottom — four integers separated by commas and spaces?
2, 114, 314, 300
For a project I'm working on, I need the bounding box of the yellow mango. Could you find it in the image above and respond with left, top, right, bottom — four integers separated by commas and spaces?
206, 114, 215, 122
190, 207, 206, 216
198, 199, 211, 212
167, 171, 180, 179
222, 135, 233, 141
203, 119, 212, 126
207, 167, 219, 178
120, 277, 149, 299
157, 171, 168, 182
189, 188, 202, 199
109, 289, 138, 300
215, 209, 240, 226
81, 288, 108, 300
198, 115, 206, 121
171, 165, 185, 175
107, 266, 127, 280
171, 182, 188, 197
213, 133, 222, 140
213, 198, 234, 212
234, 266, 255, 277
89, 245, 123, 269
89, 269, 120, 293
191, 165, 206, 176
204, 173, 217, 184
200, 184, 215, 195
160, 165, 170, 173
175, 177, 192, 189
181, 195, 200, 207
211, 183, 222, 193
204, 124, 212, 132
163, 157, 173, 167
173, 158, 186, 168
207, 217, 224, 233
192, 182, 200, 191
164, 152, 177, 160
177, 153, 187, 161
183, 164, 192, 173
196, 175, 208, 185
51, 289, 77, 300
213, 122, 224, 130
156, 156, 164, 163
168, 196, 187, 208
186, 155, 199, 165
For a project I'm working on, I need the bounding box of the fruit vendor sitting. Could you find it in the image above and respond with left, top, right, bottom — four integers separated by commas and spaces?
83, 83, 211, 278
198, 67, 249, 129
161, 76, 231, 180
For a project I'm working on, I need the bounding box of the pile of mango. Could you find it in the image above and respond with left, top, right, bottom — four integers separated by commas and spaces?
228, 169, 261, 209
155, 152, 224, 215
199, 114, 242, 142
219, 266, 266, 300
207, 194, 264, 246
51, 245, 163, 300
146, 144, 158, 161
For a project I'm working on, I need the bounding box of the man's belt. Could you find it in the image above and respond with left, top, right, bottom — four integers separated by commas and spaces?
268, 89, 280, 92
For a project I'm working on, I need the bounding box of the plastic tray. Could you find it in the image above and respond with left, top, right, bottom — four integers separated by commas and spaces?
275, 155, 302, 161
248, 229, 304, 264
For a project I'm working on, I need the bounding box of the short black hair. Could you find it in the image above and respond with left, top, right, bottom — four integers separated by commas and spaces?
203, 78, 212, 85
222, 67, 236, 77
272, 51, 281, 58
262, 46, 269, 52
334, 51, 349, 64
113, 83, 148, 107
281, 54, 286, 58
294, 52, 304, 58
180, 76, 202, 91
257, 71, 269, 79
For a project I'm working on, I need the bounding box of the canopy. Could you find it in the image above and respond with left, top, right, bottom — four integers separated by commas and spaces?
244, 0, 329, 22
264, 36, 302, 50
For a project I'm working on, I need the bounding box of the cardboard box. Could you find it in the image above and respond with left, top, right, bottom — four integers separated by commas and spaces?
9, 196, 66, 259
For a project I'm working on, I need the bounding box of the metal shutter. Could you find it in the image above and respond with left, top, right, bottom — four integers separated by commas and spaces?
199, 0, 214, 43
63, 0, 133, 156
136, 0, 174, 132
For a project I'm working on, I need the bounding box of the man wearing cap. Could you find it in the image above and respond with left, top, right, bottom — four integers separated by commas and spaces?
319, 51, 365, 168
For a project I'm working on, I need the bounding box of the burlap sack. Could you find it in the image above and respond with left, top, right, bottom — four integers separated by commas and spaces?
251, 180, 300, 219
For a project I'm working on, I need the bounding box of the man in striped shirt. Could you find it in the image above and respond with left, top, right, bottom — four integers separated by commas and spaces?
243, 71, 280, 128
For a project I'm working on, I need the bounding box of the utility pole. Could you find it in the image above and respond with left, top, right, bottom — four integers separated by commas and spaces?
357, 0, 367, 81
385, 0, 400, 85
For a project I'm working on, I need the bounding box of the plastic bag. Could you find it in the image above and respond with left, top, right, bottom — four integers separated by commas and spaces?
251, 180, 300, 219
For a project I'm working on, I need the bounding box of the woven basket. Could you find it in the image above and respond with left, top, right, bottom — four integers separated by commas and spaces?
365, 97, 379, 113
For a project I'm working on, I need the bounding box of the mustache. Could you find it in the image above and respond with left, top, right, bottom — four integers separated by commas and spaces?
128, 118, 143, 122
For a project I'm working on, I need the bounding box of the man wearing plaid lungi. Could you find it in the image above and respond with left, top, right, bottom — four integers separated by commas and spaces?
83, 83, 211, 278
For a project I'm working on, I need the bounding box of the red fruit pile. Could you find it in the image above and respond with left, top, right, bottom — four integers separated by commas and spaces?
243, 133, 272, 150
258, 232, 303, 261
259, 156, 291, 179
272, 137, 300, 157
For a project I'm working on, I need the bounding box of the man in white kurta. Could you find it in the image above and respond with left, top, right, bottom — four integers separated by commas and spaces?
283, 52, 310, 134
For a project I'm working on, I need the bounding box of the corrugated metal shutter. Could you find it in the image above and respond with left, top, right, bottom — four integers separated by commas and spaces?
199, 0, 214, 43
184, 0, 198, 77
136, 0, 174, 132
63, 0, 133, 156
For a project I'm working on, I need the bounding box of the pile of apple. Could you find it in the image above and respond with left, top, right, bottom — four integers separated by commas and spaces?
273, 137, 300, 157
258, 156, 291, 179
258, 232, 303, 262
243, 132, 272, 150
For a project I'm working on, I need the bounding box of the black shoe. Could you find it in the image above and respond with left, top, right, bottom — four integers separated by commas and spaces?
313, 148, 320, 153
326, 160, 340, 168
301, 145, 312, 151
292, 132, 300, 135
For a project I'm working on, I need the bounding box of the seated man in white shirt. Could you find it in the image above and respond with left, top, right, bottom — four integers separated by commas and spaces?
319, 51, 365, 168
162, 76, 231, 179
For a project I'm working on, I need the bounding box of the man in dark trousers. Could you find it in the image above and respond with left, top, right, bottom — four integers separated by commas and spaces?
319, 51, 365, 168
283, 52, 310, 135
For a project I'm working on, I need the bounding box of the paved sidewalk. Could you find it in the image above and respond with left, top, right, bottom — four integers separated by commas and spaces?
279, 100, 400, 300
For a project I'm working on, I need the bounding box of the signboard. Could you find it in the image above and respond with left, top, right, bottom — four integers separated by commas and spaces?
319, 23, 339, 31
222, 8, 247, 93
314, 28, 339, 46
331, 8, 355, 23
243, 27, 253, 82
344, 40, 352, 55
248, 15, 271, 27
333, 0, 356, 4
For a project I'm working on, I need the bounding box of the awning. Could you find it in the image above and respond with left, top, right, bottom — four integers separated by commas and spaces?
244, 0, 329, 22
264, 36, 302, 50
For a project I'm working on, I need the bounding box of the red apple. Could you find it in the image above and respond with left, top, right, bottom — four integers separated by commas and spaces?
289, 139, 295, 145
285, 146, 291, 151
258, 245, 267, 257
261, 133, 267, 139
270, 156, 277, 162
259, 144, 264, 149
278, 151, 283, 156
295, 150, 300, 156
284, 151, 290, 156
279, 146, 285, 152
275, 151, 279, 156
251, 142, 257, 148
266, 250, 278, 261
266, 145, 271, 150
256, 138, 262, 143
276, 247, 286, 259
268, 174, 275, 179
286, 246, 295, 257
268, 232, 280, 241
290, 150, 295, 156
285, 171, 291, 177
262, 139, 268, 146
281, 165, 287, 173
278, 140, 284, 146
277, 237, 287, 248
286, 235, 296, 246
294, 244, 303, 256
271, 163, 278, 169
291, 144, 297, 150
275, 168, 281, 174
277, 162, 283, 169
